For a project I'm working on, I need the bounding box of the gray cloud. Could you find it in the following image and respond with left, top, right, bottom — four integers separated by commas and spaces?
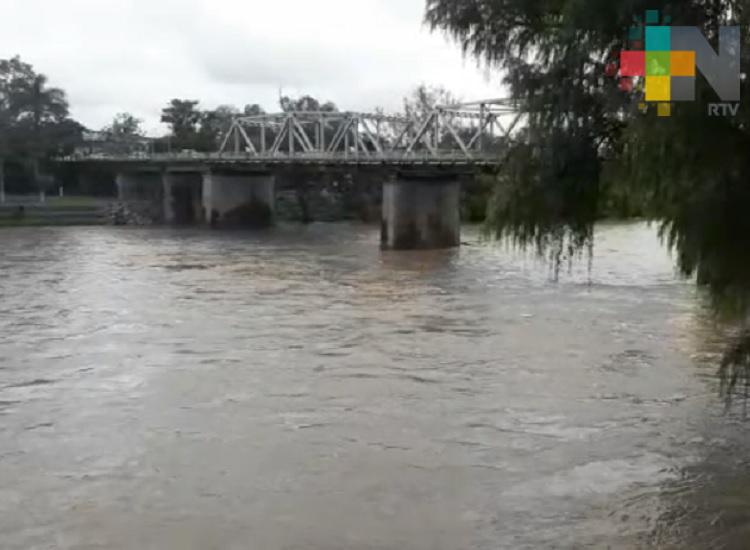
0, 0, 503, 135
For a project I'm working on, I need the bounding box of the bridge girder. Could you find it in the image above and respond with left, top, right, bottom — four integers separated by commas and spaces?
217, 100, 523, 163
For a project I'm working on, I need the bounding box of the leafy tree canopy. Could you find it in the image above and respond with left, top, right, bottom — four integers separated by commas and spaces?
103, 112, 143, 138
426, 0, 750, 315
0, 55, 82, 189
160, 99, 202, 146
280, 95, 337, 113
244, 103, 265, 116
403, 84, 461, 120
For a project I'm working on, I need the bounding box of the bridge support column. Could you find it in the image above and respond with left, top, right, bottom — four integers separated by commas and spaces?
203, 171, 275, 228
116, 172, 162, 202
381, 173, 461, 250
114, 172, 163, 224
163, 173, 203, 225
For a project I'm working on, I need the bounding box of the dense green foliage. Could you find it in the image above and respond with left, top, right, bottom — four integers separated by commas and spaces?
157, 96, 339, 152
426, 0, 750, 389
280, 95, 337, 113
426, 0, 749, 305
159, 100, 250, 151
103, 113, 143, 137
159, 99, 204, 150
0, 56, 83, 192
403, 84, 461, 119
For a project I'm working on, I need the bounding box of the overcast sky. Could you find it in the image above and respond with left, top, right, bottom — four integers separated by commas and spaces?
0, 0, 504, 135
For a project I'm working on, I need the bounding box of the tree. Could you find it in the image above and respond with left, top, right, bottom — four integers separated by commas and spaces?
160, 99, 202, 149
19, 74, 68, 128
426, 0, 635, 266
400, 84, 485, 154
244, 103, 265, 116
104, 112, 143, 137
425, 1, 748, 273
279, 95, 337, 113
0, 55, 81, 192
403, 84, 460, 121
198, 105, 239, 151
425, 0, 750, 387
160, 101, 250, 152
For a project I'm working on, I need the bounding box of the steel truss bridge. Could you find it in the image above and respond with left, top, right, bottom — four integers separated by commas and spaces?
68, 99, 522, 168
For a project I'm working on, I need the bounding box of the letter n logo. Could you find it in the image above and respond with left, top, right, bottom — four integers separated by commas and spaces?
671, 26, 741, 102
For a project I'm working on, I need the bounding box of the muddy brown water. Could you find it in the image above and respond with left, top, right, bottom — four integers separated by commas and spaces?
1, 223, 749, 549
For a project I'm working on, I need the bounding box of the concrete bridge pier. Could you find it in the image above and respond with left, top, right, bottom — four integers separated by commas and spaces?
116, 172, 162, 202
202, 171, 275, 228
114, 172, 164, 224
163, 173, 203, 225
381, 172, 462, 250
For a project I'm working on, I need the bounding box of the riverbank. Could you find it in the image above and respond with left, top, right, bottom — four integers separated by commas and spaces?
0, 197, 109, 227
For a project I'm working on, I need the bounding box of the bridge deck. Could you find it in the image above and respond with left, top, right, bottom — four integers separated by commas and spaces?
61, 152, 503, 169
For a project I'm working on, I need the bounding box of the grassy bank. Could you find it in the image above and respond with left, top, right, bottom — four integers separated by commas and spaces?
0, 196, 110, 227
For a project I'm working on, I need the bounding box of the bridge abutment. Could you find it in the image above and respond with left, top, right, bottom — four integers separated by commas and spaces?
203, 171, 275, 228
163, 173, 203, 225
381, 173, 461, 250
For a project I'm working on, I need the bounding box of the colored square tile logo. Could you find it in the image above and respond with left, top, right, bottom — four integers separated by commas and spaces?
657, 103, 672, 117
671, 76, 696, 101
645, 10, 660, 25
670, 51, 695, 76
646, 51, 670, 75
646, 27, 671, 51
612, 9, 742, 117
646, 76, 670, 101
620, 51, 645, 76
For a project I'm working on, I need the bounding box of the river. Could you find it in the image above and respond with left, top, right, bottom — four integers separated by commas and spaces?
1, 223, 748, 549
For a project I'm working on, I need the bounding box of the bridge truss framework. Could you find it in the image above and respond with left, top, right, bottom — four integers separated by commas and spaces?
65, 99, 523, 168
215, 99, 521, 165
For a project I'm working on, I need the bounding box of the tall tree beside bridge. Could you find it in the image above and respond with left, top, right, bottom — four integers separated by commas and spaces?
0, 55, 82, 194
279, 95, 337, 113
244, 103, 265, 116
104, 113, 143, 138
403, 84, 460, 121
160, 99, 202, 150
198, 105, 239, 151
160, 101, 263, 152
401, 84, 500, 154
